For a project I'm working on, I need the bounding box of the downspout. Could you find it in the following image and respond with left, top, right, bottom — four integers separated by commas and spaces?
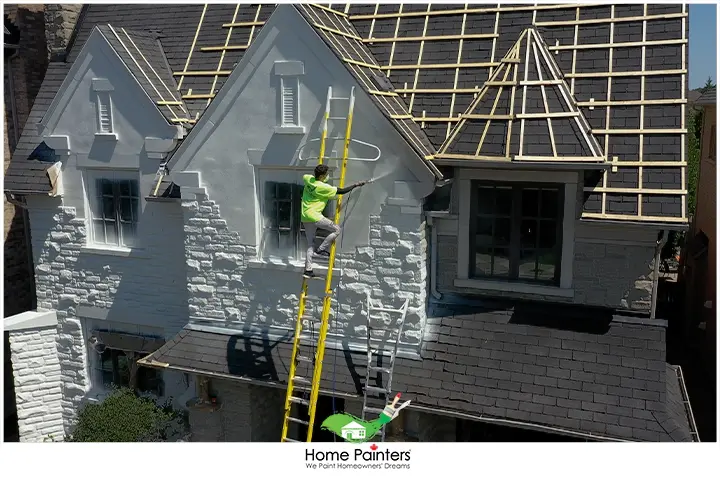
650, 230, 669, 320
6, 48, 21, 148
5, 193, 37, 311
426, 215, 443, 301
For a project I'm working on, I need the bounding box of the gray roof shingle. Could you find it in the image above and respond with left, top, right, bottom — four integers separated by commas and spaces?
139, 298, 697, 442
695, 87, 716, 105
96, 25, 190, 125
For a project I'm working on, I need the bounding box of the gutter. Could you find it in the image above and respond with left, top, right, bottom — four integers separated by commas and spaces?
650, 230, 669, 320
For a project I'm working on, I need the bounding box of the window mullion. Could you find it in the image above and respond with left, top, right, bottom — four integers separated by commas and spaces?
509, 187, 522, 279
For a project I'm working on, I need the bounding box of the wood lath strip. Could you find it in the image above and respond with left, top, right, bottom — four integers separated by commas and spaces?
364, 33, 498, 43
550, 38, 687, 51
582, 213, 688, 223
536, 11, 687, 27
177, 4, 207, 92
349, 4, 592, 20
381, 62, 499, 71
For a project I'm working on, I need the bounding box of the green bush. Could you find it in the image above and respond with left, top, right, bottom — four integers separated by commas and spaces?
67, 387, 187, 442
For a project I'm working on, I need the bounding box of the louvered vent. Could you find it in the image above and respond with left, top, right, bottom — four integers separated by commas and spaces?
281, 77, 298, 126
97, 92, 113, 133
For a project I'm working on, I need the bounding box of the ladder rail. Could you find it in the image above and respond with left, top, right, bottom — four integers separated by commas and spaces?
361, 292, 410, 442
305, 87, 356, 442
280, 281, 310, 441
281, 86, 356, 443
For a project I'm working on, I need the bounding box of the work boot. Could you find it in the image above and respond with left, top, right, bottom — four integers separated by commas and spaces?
303, 270, 316, 279
314, 248, 331, 258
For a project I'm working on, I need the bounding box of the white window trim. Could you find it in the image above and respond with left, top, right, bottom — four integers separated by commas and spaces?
82, 169, 141, 252
455, 168, 577, 298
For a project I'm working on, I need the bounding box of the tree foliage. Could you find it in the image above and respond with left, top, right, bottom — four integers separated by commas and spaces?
67, 387, 186, 442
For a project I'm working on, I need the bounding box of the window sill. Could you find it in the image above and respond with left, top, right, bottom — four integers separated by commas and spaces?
247, 258, 340, 276
453, 278, 574, 298
80, 245, 146, 258
274, 125, 306, 135
94, 132, 118, 141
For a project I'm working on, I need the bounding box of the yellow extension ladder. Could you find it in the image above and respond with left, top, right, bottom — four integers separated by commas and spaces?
280, 86, 356, 442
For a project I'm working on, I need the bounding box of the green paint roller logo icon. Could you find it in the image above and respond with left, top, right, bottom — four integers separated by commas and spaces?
320, 393, 411, 443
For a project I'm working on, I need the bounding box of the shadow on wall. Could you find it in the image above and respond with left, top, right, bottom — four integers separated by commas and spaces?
3, 203, 34, 317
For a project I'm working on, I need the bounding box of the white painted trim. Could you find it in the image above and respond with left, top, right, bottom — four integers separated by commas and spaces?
4, 310, 58, 331
454, 278, 575, 298
79, 245, 148, 258
247, 258, 340, 276
458, 168, 579, 183
455, 168, 579, 290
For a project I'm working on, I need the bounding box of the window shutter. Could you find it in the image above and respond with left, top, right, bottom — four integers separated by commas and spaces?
98, 92, 113, 133
281, 78, 297, 126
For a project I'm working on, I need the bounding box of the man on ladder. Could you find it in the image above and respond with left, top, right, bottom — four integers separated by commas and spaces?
301, 163, 367, 279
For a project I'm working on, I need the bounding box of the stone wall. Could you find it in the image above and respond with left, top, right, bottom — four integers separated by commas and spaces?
25, 197, 190, 431
181, 187, 428, 348
8, 324, 64, 442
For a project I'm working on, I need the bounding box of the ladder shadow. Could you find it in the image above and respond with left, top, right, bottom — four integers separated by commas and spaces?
226, 332, 289, 382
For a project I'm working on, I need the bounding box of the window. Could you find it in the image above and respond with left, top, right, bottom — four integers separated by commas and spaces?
95, 348, 163, 396
259, 170, 334, 260
89, 176, 139, 248
469, 182, 564, 285
280, 76, 299, 127
96, 92, 113, 134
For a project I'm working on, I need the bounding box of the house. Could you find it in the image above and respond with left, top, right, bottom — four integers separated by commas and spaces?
679, 86, 716, 407
3, 3, 699, 443
3, 4, 82, 442
341, 421, 367, 440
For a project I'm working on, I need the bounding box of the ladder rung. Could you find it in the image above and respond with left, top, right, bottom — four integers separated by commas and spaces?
293, 376, 311, 385
369, 306, 406, 313
296, 355, 314, 364
283, 437, 301, 442
287, 416, 310, 426
363, 406, 384, 415
290, 396, 309, 406
368, 366, 391, 374
329, 116, 347, 120
330, 96, 350, 101
365, 385, 390, 395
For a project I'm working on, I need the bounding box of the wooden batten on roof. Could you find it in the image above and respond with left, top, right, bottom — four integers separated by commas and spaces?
435, 27, 607, 169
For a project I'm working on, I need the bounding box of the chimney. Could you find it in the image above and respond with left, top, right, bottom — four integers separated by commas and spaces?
44, 4, 82, 60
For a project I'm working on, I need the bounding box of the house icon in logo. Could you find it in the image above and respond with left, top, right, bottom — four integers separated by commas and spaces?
341, 421, 367, 440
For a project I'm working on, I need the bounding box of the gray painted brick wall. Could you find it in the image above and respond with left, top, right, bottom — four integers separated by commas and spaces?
182, 188, 428, 347
26, 197, 190, 432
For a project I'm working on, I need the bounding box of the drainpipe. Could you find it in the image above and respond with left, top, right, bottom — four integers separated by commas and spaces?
650, 230, 669, 320
6, 48, 21, 148
426, 215, 443, 301
5, 193, 38, 311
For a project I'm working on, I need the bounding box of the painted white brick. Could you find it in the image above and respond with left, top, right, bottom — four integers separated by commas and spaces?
9, 326, 65, 443
182, 194, 428, 347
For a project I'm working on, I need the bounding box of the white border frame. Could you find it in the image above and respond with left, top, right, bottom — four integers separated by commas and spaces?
455, 168, 578, 297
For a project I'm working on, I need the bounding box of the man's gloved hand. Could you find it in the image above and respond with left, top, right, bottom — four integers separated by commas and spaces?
356, 181, 367, 187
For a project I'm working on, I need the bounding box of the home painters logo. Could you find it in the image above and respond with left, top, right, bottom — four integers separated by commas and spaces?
320, 393, 411, 443
305, 444, 412, 470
